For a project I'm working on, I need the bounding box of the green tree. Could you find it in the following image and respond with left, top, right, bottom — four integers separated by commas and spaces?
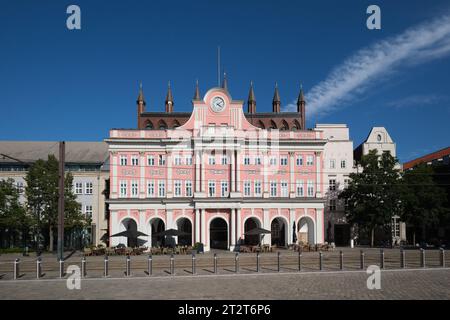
401, 164, 447, 245
339, 149, 403, 247
25, 155, 88, 252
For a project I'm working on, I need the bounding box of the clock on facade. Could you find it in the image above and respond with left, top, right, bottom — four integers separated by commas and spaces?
211, 96, 225, 112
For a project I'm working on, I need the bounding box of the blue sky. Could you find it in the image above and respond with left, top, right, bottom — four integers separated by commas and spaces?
0, 0, 449, 163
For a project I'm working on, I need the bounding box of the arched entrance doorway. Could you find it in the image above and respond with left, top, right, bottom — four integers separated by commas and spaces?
271, 218, 287, 247
150, 218, 165, 247
176, 218, 192, 246
210, 218, 228, 250
298, 217, 315, 244
244, 217, 261, 245
121, 218, 138, 248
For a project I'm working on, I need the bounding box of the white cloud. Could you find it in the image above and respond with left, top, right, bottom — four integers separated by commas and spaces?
386, 94, 446, 109
282, 14, 450, 117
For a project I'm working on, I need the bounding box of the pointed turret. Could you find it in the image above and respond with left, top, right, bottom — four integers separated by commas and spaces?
193, 79, 201, 100
297, 84, 306, 129
137, 82, 146, 128
165, 81, 174, 113
272, 82, 280, 113
222, 72, 228, 91
247, 81, 256, 114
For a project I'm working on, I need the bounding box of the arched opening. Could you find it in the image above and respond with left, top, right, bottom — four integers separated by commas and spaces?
298, 217, 315, 244
158, 120, 168, 130
258, 120, 265, 130
176, 218, 192, 246
281, 120, 289, 131
209, 218, 228, 250
271, 217, 287, 247
120, 218, 138, 248
269, 120, 277, 130
292, 120, 301, 131
173, 120, 181, 129
150, 218, 165, 247
145, 120, 154, 130
244, 217, 261, 245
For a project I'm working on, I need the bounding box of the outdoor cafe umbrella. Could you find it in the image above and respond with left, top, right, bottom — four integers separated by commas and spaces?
244, 227, 271, 246
110, 229, 148, 238
293, 221, 297, 243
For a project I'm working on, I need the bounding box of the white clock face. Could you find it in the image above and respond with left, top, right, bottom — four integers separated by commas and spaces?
211, 96, 225, 112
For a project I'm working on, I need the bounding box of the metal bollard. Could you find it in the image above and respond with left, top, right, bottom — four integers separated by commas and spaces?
36, 257, 42, 279
59, 259, 64, 278
81, 256, 86, 278
104, 255, 109, 277
339, 250, 344, 270
256, 252, 260, 272
380, 249, 385, 269
319, 251, 323, 271
213, 253, 217, 274
440, 248, 445, 268
360, 250, 365, 270
298, 251, 302, 271
14, 258, 20, 280
126, 255, 131, 276
420, 248, 425, 268
277, 252, 281, 272
192, 254, 196, 275
401, 249, 406, 268
170, 254, 174, 275
147, 255, 152, 276
235, 253, 239, 273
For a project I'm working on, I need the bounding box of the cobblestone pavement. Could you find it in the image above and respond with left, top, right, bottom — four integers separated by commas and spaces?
0, 268, 449, 299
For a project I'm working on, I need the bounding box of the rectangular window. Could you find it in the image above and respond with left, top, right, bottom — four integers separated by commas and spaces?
296, 156, 303, 166
341, 160, 346, 169
131, 181, 138, 197
158, 181, 166, 197
330, 159, 336, 169
208, 154, 216, 165
85, 205, 93, 217
329, 179, 336, 191
158, 155, 166, 166
147, 156, 155, 166
280, 156, 288, 166
221, 155, 228, 165
174, 156, 182, 166
307, 180, 314, 197
329, 199, 336, 211
221, 181, 229, 197
244, 156, 250, 165
269, 157, 277, 166
255, 157, 262, 165
244, 181, 251, 196
270, 181, 277, 197
147, 181, 155, 197
131, 155, 139, 166
185, 155, 193, 165
281, 181, 288, 197
344, 178, 350, 188
16, 181, 24, 194
85, 182, 93, 195
254, 181, 262, 196
296, 180, 304, 197
120, 181, 127, 197
120, 155, 127, 166
208, 181, 216, 197
75, 182, 83, 195
306, 155, 314, 166
185, 180, 193, 197
174, 180, 182, 197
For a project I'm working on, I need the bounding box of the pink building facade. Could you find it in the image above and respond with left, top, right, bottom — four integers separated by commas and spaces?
106, 87, 326, 251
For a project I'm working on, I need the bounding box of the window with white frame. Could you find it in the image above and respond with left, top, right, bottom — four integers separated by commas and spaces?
329, 199, 336, 211
85, 182, 93, 194
270, 181, 277, 197
255, 157, 262, 165
281, 181, 288, 197
131, 181, 138, 197
120, 155, 127, 166
244, 181, 251, 196
158, 181, 166, 197
16, 181, 24, 194
174, 180, 182, 197
120, 181, 127, 197
174, 155, 182, 166
158, 155, 166, 166
208, 181, 216, 197
296, 180, 304, 197
131, 155, 139, 166
329, 179, 336, 191
330, 159, 336, 169
75, 182, 83, 195
244, 156, 250, 165
221, 181, 229, 197
208, 154, 216, 165
185, 180, 193, 197
85, 205, 93, 217
341, 159, 346, 169
221, 154, 228, 165
185, 155, 193, 165
147, 156, 155, 166
269, 157, 277, 166
254, 180, 262, 196
296, 156, 303, 166
307, 180, 314, 197
306, 155, 314, 166
147, 180, 155, 197
280, 156, 288, 166
344, 178, 350, 188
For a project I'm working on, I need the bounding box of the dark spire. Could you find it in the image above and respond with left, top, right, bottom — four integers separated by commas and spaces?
165, 81, 174, 113
272, 82, 280, 113
297, 83, 305, 104
247, 81, 256, 114
193, 79, 201, 100
137, 81, 145, 105
222, 72, 228, 91
297, 83, 306, 129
